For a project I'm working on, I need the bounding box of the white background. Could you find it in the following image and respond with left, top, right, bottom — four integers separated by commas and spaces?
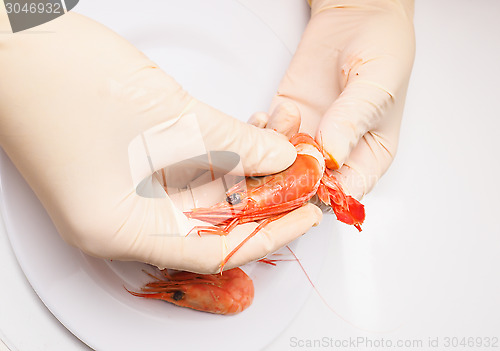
1, 0, 500, 350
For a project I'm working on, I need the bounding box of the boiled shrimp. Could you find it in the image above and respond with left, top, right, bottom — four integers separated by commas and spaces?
185, 133, 365, 270
127, 267, 253, 315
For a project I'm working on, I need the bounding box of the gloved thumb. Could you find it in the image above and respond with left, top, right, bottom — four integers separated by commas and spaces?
127, 97, 298, 195
188, 100, 297, 176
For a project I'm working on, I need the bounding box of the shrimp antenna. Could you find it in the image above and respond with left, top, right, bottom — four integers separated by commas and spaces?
285, 245, 401, 333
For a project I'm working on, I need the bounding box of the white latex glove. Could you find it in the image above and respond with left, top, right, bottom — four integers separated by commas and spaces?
255, 0, 415, 199
0, 12, 322, 274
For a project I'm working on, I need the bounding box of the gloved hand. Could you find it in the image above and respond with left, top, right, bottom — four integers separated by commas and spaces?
0, 12, 322, 273
252, 0, 415, 199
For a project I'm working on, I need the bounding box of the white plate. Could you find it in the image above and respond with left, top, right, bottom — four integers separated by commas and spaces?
0, 1, 333, 350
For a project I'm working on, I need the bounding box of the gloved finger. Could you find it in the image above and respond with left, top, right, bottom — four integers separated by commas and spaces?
130, 100, 297, 185
127, 104, 297, 194
316, 74, 396, 170
248, 102, 301, 139
156, 203, 322, 274
77, 201, 322, 274
189, 101, 297, 176
220, 203, 322, 272
329, 80, 410, 199
266, 101, 301, 138
248, 111, 270, 128
331, 131, 395, 200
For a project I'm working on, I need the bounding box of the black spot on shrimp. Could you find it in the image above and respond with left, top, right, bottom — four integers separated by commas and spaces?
172, 290, 184, 301
226, 193, 242, 205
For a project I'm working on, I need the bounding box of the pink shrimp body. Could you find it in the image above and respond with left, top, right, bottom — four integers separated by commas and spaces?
127, 268, 254, 315
185, 134, 325, 227
186, 133, 364, 232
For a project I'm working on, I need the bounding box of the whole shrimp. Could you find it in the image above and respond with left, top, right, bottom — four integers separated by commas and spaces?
186, 133, 365, 270
128, 133, 365, 315
127, 267, 253, 315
